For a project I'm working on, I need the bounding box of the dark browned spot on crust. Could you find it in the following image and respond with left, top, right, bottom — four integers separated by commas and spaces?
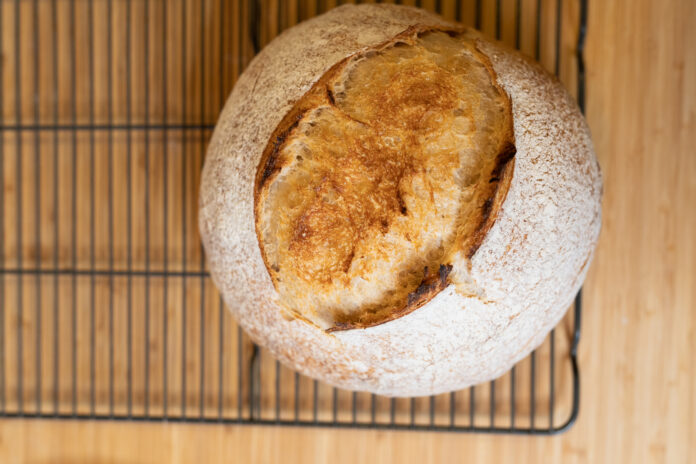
380, 219, 389, 232
327, 264, 453, 332
258, 111, 306, 187
490, 141, 517, 181
465, 144, 516, 259
407, 264, 453, 306
397, 188, 407, 215
342, 248, 356, 273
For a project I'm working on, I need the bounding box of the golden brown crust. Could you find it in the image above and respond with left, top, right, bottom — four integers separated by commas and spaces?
254, 28, 517, 330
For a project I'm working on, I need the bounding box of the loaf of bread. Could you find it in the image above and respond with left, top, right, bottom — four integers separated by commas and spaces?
199, 4, 602, 396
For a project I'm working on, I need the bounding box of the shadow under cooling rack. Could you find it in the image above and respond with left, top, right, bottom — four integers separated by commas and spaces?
0, 0, 586, 434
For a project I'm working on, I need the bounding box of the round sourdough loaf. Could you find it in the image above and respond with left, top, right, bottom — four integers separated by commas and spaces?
199, 4, 602, 396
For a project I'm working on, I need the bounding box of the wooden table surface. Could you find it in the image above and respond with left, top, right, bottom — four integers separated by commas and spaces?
0, 0, 694, 462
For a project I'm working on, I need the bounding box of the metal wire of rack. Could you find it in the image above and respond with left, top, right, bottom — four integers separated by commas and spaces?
0, 0, 585, 434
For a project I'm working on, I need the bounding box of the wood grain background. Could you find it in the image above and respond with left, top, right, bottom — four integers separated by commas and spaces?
0, 0, 694, 462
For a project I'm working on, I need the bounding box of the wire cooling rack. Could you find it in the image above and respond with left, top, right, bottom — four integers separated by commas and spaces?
0, 0, 585, 434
